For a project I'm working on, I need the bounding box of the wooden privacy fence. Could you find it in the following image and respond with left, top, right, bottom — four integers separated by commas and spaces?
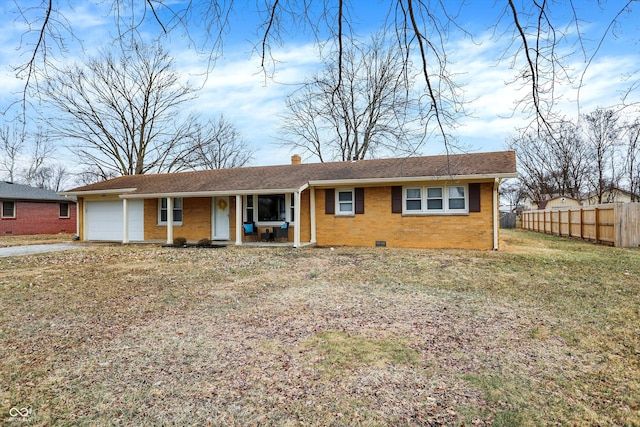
521, 203, 640, 248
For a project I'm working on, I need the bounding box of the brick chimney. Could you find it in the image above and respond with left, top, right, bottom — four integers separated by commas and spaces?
291, 154, 302, 165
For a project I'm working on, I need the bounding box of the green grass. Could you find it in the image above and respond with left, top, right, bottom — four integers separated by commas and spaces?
0, 230, 638, 426
300, 330, 421, 373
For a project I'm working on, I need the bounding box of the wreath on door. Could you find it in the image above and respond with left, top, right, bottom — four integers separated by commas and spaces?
217, 198, 228, 211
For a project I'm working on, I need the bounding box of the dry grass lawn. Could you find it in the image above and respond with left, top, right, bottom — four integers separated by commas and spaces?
0, 230, 638, 426
0, 234, 76, 248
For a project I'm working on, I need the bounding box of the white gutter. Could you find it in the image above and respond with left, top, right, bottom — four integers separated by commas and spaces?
119, 188, 302, 199
308, 173, 517, 188
59, 188, 137, 196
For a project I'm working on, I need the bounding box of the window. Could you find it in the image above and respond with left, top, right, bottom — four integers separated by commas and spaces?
2, 201, 15, 218
336, 189, 354, 215
448, 186, 466, 210
426, 187, 443, 211
245, 195, 254, 221
403, 185, 467, 214
159, 197, 183, 224
59, 203, 70, 218
405, 188, 422, 211
290, 193, 295, 222
258, 194, 286, 222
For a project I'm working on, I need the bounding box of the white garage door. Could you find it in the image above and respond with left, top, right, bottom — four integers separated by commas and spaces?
85, 200, 144, 241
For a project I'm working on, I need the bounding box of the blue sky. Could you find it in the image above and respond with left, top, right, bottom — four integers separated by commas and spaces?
1, 1, 639, 177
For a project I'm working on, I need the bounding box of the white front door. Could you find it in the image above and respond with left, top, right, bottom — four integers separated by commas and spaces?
213, 197, 230, 240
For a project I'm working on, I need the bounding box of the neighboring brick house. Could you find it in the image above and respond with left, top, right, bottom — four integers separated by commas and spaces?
1, 182, 77, 236
61, 151, 517, 250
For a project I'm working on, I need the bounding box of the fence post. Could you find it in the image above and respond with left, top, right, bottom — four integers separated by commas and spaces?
594, 207, 600, 244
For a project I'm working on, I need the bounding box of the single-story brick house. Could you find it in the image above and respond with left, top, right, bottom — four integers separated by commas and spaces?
1, 181, 77, 236
61, 151, 517, 249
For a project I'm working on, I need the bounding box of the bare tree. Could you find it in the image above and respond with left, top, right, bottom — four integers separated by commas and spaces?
75, 168, 120, 186
509, 119, 589, 203
280, 35, 425, 162
624, 119, 640, 201
499, 178, 527, 213
22, 130, 56, 187
1, 121, 70, 189
10, 2, 639, 146
187, 115, 253, 170
26, 163, 69, 191
0, 122, 26, 182
582, 108, 622, 204
41, 42, 205, 178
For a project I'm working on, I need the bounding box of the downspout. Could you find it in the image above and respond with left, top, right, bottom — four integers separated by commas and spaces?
493, 178, 500, 250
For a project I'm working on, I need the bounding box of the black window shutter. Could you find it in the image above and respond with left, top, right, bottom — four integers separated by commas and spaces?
469, 183, 481, 212
355, 188, 365, 214
391, 186, 402, 213
325, 189, 335, 214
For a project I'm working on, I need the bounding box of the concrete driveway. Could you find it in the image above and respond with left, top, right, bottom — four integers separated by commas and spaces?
0, 243, 85, 257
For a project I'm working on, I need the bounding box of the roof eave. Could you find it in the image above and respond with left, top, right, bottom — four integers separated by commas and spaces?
308, 172, 518, 187
119, 187, 302, 199
59, 188, 137, 196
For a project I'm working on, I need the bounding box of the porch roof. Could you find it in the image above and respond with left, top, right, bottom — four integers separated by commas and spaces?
62, 151, 517, 197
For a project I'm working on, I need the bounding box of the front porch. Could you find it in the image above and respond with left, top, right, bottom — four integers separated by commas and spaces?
121, 190, 315, 248
135, 239, 315, 248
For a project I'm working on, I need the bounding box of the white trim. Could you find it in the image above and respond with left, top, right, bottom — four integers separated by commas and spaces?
58, 202, 71, 218
1, 200, 16, 218
120, 188, 301, 199
335, 188, 355, 216
308, 173, 517, 188
158, 197, 183, 226
59, 188, 137, 196
402, 184, 469, 215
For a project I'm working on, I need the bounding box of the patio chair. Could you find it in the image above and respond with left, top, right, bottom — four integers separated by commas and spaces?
274, 222, 289, 241
243, 221, 258, 241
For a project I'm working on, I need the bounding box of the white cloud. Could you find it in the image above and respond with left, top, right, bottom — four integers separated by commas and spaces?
173, 43, 323, 165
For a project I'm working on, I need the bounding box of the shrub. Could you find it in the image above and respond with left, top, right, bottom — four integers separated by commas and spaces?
173, 237, 187, 247
197, 238, 212, 247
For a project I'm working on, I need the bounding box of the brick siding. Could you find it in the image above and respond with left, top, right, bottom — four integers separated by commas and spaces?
0, 200, 77, 236
77, 182, 496, 249
314, 183, 495, 249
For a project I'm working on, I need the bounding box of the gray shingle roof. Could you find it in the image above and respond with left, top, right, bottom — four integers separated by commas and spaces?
64, 151, 517, 196
0, 181, 75, 202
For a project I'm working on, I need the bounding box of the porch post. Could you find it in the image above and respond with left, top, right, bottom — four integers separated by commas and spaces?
294, 190, 302, 247
310, 187, 316, 243
76, 199, 81, 238
235, 194, 242, 245
166, 197, 174, 244
122, 198, 129, 244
